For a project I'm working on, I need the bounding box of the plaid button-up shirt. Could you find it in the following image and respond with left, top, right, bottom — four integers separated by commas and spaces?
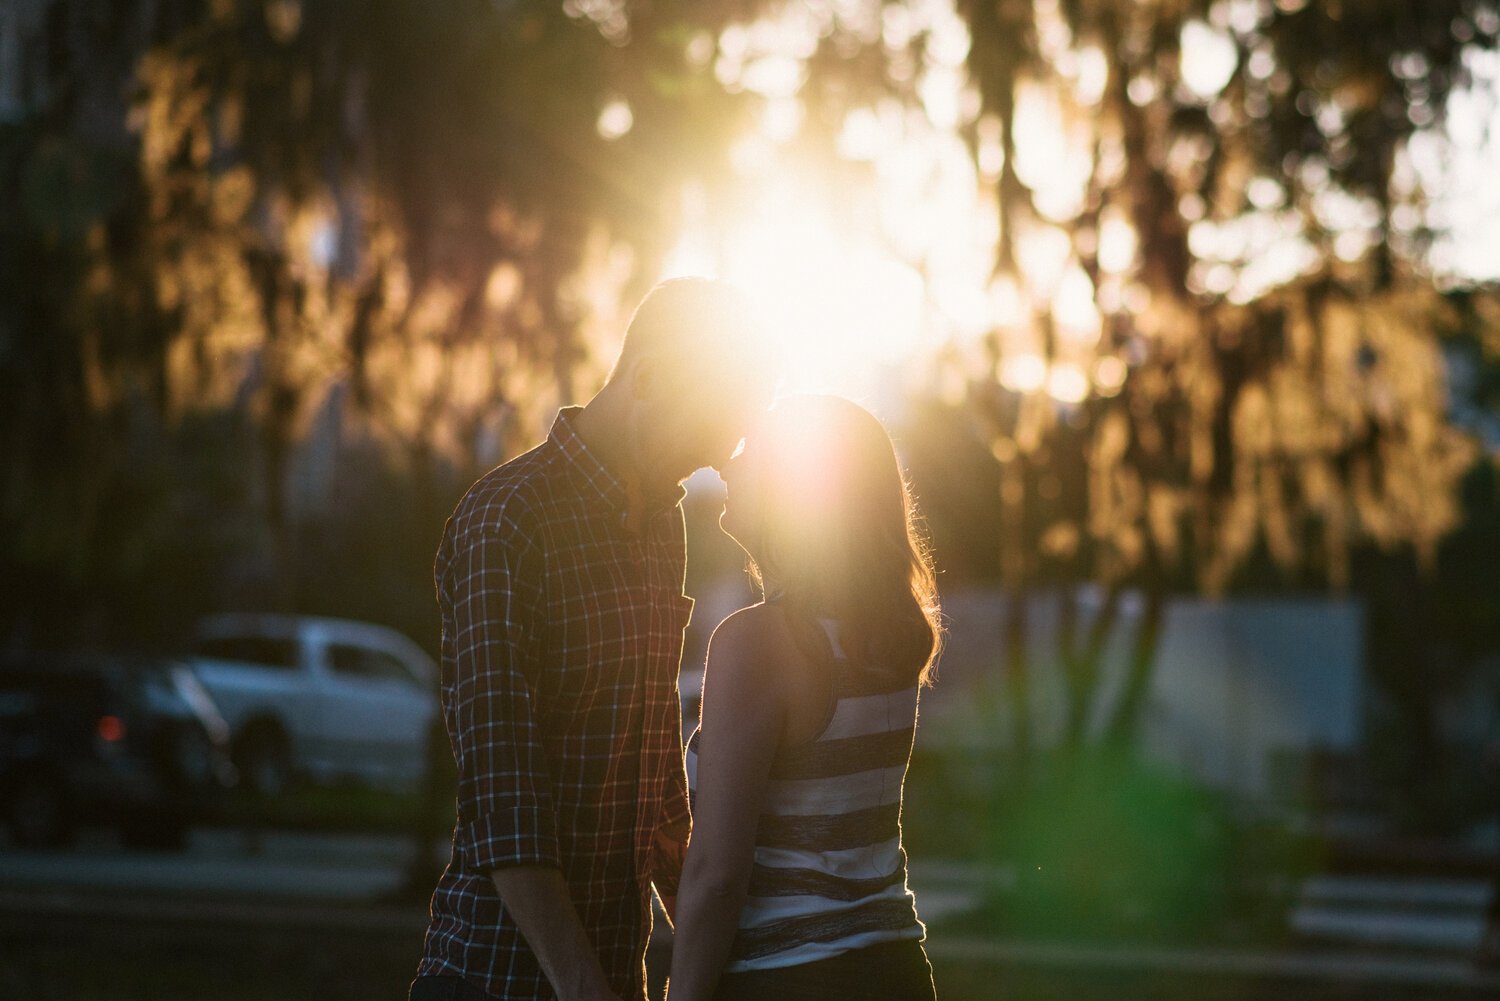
416, 407, 694, 1001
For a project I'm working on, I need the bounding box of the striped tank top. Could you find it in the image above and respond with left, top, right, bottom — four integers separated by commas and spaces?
684, 621, 925, 971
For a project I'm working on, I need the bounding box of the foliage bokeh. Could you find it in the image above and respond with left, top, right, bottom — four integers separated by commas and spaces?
3, 0, 1499, 855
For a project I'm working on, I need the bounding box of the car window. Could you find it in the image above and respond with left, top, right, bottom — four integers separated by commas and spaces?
328, 644, 416, 685
195, 636, 300, 669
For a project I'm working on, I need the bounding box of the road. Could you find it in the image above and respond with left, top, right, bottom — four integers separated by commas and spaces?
0, 826, 428, 902
2, 827, 1499, 1000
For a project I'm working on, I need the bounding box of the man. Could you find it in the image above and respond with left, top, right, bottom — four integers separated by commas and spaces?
410, 278, 776, 1001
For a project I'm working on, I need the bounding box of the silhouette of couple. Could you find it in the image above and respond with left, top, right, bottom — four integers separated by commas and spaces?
409, 279, 941, 1001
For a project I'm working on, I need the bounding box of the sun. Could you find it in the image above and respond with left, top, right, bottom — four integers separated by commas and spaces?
655, 5, 1124, 405
660, 162, 968, 400
722, 185, 929, 394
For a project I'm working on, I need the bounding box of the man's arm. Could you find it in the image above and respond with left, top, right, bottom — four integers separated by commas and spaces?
648, 781, 691, 926
489, 867, 619, 1001
445, 524, 619, 1001
648, 673, 694, 926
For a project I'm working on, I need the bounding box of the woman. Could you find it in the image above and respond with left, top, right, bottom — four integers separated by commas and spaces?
667, 395, 942, 1001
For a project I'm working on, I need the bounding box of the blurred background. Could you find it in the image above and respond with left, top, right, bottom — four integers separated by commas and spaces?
2, 1, 1500, 998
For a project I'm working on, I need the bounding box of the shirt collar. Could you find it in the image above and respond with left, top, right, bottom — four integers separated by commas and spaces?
549, 407, 686, 524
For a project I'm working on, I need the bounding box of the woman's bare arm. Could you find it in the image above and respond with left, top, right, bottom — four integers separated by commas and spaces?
665, 608, 786, 1001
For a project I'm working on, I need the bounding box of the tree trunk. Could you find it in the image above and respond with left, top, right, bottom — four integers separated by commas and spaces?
261, 405, 297, 610
1058, 584, 1080, 739
1003, 581, 1031, 779
1103, 580, 1167, 750
998, 448, 1032, 780
1063, 583, 1124, 748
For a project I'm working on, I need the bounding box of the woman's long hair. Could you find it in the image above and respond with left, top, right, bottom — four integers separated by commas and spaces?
743, 395, 941, 686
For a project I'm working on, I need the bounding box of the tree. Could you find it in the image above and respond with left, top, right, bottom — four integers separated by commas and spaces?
668, 0, 1500, 766
5, 1, 1497, 772
0, 0, 756, 643
944, 0, 1500, 757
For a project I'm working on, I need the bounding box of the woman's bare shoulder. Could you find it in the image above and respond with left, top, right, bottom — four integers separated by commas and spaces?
706, 603, 798, 679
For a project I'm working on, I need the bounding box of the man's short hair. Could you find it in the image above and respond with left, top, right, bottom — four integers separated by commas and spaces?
611, 277, 770, 393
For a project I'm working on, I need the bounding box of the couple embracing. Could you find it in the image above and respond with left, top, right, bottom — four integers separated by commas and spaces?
410, 279, 941, 1001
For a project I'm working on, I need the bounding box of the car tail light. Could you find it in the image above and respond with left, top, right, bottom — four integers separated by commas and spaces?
97, 714, 126, 743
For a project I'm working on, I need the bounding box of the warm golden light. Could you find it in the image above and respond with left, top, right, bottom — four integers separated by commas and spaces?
1094, 356, 1128, 395
999, 354, 1048, 392
1047, 362, 1090, 404
661, 4, 996, 398
1053, 267, 1102, 346
721, 187, 928, 392
596, 98, 633, 140
1179, 21, 1237, 99
656, 4, 1171, 404
1013, 80, 1091, 221
1098, 209, 1138, 273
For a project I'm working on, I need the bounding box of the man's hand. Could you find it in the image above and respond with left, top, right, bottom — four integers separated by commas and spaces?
649, 813, 689, 930
489, 866, 622, 1001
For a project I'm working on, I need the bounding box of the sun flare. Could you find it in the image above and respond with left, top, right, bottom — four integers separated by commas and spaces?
662, 183, 934, 396
657, 4, 1160, 404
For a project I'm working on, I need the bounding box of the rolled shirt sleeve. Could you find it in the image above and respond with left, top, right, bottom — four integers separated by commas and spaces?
443, 524, 559, 872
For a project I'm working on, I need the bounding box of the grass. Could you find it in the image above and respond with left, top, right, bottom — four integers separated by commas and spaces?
902, 747, 1324, 949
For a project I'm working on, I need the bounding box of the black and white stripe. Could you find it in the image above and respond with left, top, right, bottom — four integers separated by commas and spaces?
686, 625, 925, 972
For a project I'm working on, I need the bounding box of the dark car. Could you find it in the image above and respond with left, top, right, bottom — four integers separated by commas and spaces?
0, 653, 236, 850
